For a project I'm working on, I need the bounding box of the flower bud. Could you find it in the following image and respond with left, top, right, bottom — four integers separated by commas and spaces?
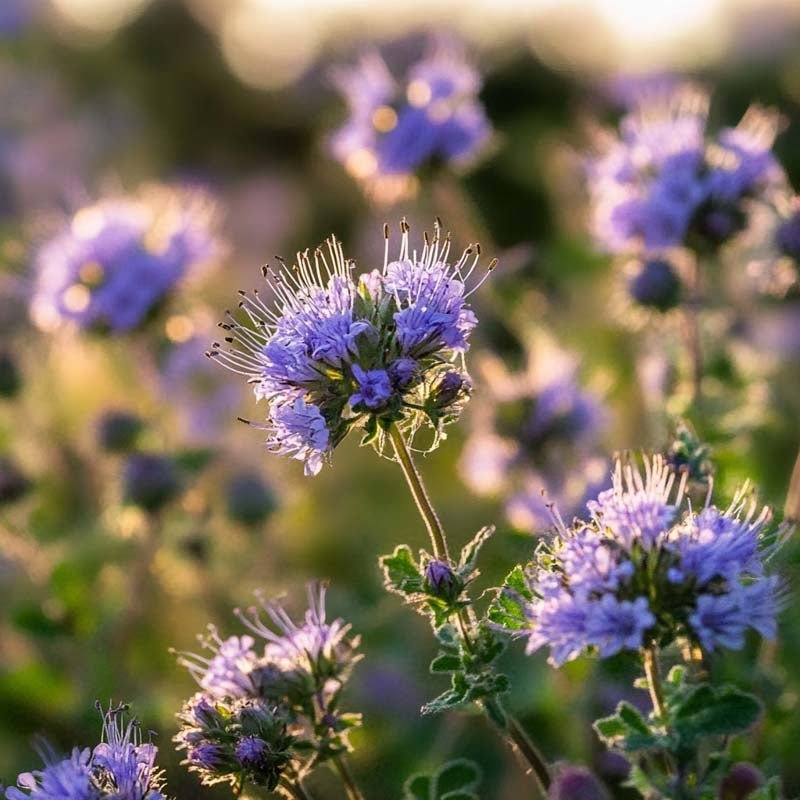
549, 765, 608, 800
627, 259, 682, 312
389, 356, 418, 389
718, 763, 764, 800
97, 410, 144, 453
0, 350, 21, 398
430, 371, 471, 410
225, 472, 276, 527
123, 453, 182, 512
424, 559, 463, 602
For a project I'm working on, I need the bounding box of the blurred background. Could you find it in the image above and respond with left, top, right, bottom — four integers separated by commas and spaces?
2, 0, 800, 797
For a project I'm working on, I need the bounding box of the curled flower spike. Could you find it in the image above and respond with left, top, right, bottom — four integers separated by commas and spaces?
330, 37, 492, 202
210, 219, 495, 476
586, 81, 785, 256
173, 583, 362, 792
6, 704, 167, 800
30, 184, 220, 334
496, 455, 791, 667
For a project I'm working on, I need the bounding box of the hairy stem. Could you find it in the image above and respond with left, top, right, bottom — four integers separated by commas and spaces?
643, 644, 667, 719
483, 696, 550, 795
784, 444, 800, 523
332, 755, 364, 800
388, 424, 550, 794
388, 425, 450, 559
280, 777, 314, 800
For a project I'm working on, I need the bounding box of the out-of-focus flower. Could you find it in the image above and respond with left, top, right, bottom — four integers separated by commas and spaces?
0, 351, 20, 397
548, 764, 609, 800
586, 81, 784, 256
31, 185, 219, 334
459, 337, 607, 533
96, 410, 144, 453
0, 456, 30, 506
330, 38, 491, 202
122, 453, 182, 512
626, 257, 683, 312
225, 471, 276, 527
210, 220, 493, 476
6, 703, 167, 800
160, 336, 239, 445
718, 763, 764, 800
174, 583, 361, 790
499, 456, 788, 667
742, 191, 800, 297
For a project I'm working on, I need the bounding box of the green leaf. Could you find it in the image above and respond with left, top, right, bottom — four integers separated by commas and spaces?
593, 702, 661, 752
673, 684, 762, 744
618, 702, 651, 734
486, 565, 532, 631
430, 653, 462, 673
440, 793, 479, 800
403, 774, 432, 800
434, 759, 481, 796
434, 624, 461, 652
380, 545, 423, 596
458, 526, 495, 572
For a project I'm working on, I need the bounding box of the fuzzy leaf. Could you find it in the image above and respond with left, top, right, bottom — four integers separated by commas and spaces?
594, 702, 661, 752
673, 684, 762, 744
434, 759, 481, 796
380, 545, 423, 596
458, 526, 495, 573
486, 565, 532, 631
430, 653, 462, 673
403, 774, 432, 800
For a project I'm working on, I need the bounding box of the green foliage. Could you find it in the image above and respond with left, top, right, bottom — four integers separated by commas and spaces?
595, 665, 764, 798
403, 759, 482, 800
486, 564, 532, 631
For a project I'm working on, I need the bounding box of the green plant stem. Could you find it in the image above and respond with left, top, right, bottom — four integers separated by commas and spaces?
280, 777, 313, 800
332, 755, 364, 800
484, 695, 550, 795
387, 424, 550, 795
784, 444, 800, 523
388, 425, 450, 560
643, 644, 666, 719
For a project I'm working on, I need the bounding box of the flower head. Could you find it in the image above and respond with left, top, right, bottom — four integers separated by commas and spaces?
6, 705, 167, 800
211, 220, 492, 475
330, 38, 491, 202
31, 185, 219, 334
587, 82, 784, 256
501, 456, 788, 667
173, 583, 361, 789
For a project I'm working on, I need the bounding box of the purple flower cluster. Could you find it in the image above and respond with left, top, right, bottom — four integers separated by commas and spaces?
511, 457, 786, 666
330, 38, 491, 201
210, 220, 489, 476
173, 583, 361, 789
459, 343, 607, 533
6, 704, 166, 800
587, 82, 784, 257
31, 185, 218, 334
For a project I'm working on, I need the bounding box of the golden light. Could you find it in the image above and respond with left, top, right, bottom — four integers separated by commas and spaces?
372, 106, 398, 133
50, 0, 153, 35
345, 148, 378, 180
407, 80, 432, 108
165, 315, 195, 343
79, 261, 105, 285
62, 284, 91, 313
71, 206, 106, 241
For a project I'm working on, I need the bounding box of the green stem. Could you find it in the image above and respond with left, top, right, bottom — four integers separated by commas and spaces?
484, 696, 550, 795
387, 424, 550, 795
388, 425, 450, 560
279, 777, 314, 800
332, 755, 364, 800
784, 444, 800, 523
643, 644, 666, 720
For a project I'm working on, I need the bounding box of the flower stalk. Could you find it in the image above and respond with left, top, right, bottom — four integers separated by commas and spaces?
388, 423, 550, 794
333, 755, 365, 800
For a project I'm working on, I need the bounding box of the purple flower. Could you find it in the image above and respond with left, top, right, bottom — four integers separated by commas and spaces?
31, 186, 218, 334
175, 630, 258, 700
585, 595, 655, 658
211, 221, 491, 474
504, 456, 787, 666
586, 82, 784, 254
424, 559, 461, 601
5, 748, 95, 800
330, 38, 491, 201
349, 365, 392, 409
